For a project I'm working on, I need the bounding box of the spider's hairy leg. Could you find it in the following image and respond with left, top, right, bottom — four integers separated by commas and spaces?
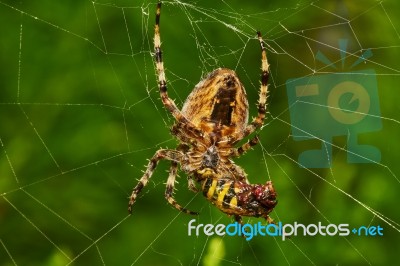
128, 149, 182, 214
226, 164, 248, 183
154, 2, 178, 116
244, 31, 270, 136
187, 176, 198, 192
154, 2, 203, 138
165, 162, 199, 215
175, 143, 198, 192
230, 135, 259, 157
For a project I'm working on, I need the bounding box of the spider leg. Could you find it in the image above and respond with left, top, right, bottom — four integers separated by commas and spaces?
175, 143, 199, 192
230, 135, 259, 157
165, 161, 199, 215
244, 31, 270, 137
128, 149, 182, 214
154, 2, 203, 139
154, 2, 178, 117
187, 175, 198, 192
220, 163, 249, 183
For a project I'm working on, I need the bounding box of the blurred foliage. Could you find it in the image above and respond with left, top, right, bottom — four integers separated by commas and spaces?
1, 0, 399, 265
203, 237, 225, 266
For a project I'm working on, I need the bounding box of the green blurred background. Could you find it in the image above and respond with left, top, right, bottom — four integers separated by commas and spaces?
1, 0, 399, 265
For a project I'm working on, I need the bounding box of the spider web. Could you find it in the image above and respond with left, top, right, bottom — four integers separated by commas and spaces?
1, 0, 399, 265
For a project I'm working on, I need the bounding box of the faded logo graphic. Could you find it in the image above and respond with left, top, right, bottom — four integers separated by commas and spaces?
286, 40, 382, 168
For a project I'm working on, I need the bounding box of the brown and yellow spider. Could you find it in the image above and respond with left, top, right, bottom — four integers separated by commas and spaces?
128, 1, 277, 224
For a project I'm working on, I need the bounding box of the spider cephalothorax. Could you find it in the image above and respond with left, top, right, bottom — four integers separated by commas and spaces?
128, 1, 277, 224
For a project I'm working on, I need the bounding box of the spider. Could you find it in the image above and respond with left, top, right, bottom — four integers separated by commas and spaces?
128, 1, 277, 224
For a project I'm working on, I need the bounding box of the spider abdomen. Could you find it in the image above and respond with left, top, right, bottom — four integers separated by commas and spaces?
181, 68, 249, 138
